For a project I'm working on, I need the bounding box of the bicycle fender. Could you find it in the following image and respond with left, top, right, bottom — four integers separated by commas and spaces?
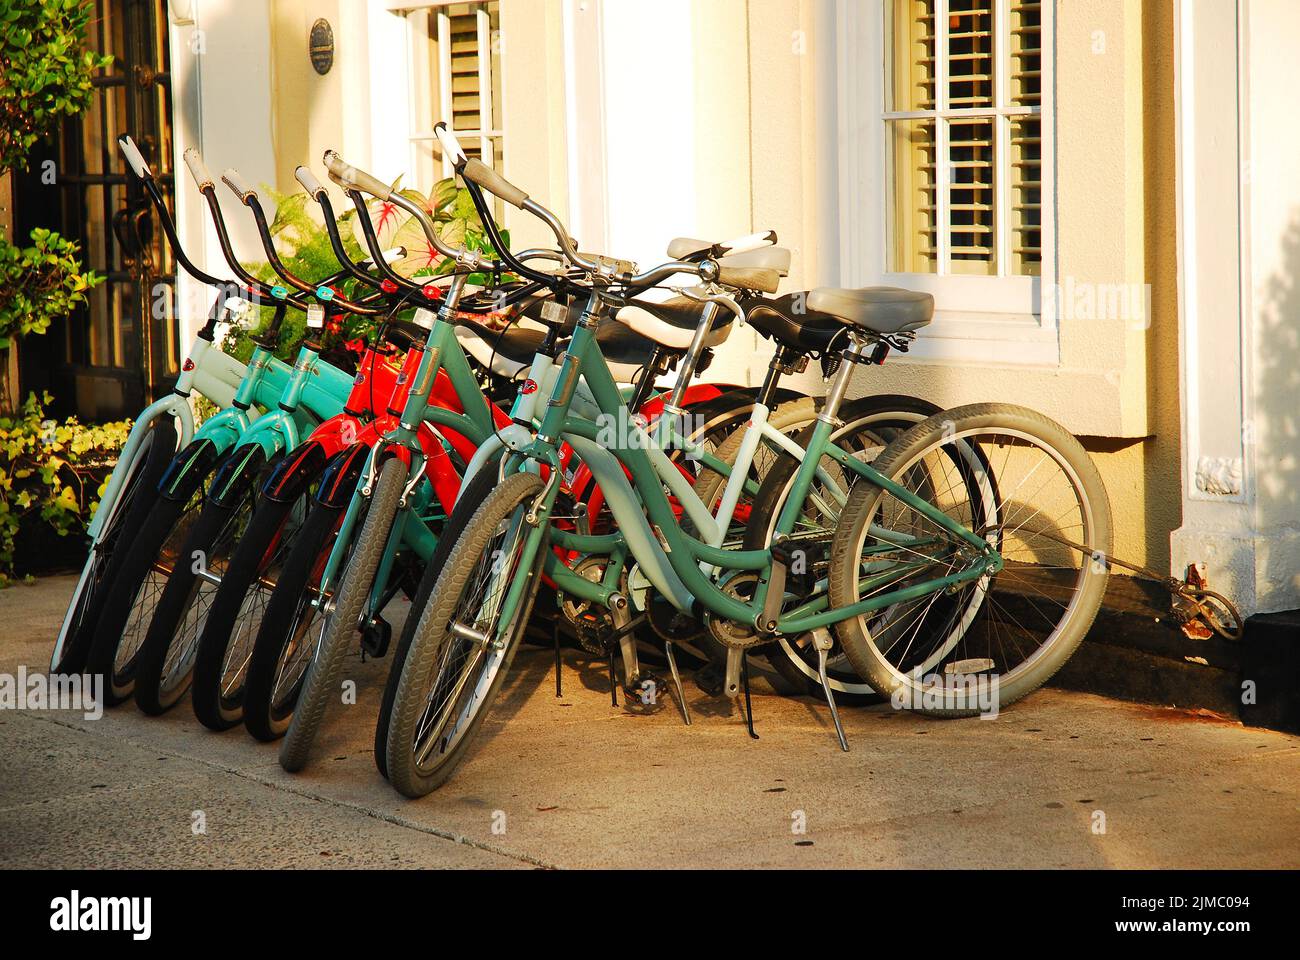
261, 440, 328, 504
157, 438, 221, 502
316, 441, 371, 508
209, 444, 272, 507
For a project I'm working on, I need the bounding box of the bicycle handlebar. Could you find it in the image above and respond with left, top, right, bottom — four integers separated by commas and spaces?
120, 135, 152, 179
323, 150, 392, 201
221, 168, 255, 202
294, 164, 326, 199
711, 231, 778, 258
182, 148, 214, 190
324, 147, 505, 276
439, 122, 755, 294
460, 158, 529, 210
433, 122, 467, 164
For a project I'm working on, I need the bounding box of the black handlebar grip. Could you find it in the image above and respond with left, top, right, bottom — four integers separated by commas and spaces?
461, 159, 529, 209
383, 319, 426, 352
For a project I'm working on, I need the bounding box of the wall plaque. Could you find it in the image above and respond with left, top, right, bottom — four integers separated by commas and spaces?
309, 19, 334, 76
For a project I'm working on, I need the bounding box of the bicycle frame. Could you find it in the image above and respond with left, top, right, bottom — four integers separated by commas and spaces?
84, 322, 245, 542
311, 288, 512, 614
498, 294, 1004, 641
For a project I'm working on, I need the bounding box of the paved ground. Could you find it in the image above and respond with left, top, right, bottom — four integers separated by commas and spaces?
1, 575, 1298, 869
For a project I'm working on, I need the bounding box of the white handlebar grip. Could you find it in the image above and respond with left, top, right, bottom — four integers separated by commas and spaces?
295, 165, 325, 197
221, 168, 254, 201
119, 136, 152, 179
183, 148, 214, 189
434, 121, 467, 164
713, 230, 778, 257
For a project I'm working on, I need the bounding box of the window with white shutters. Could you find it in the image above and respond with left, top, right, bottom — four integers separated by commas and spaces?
885, 0, 1043, 279
405, 1, 503, 188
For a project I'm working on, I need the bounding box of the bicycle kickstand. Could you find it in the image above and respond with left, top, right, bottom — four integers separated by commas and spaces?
813, 629, 849, 752
663, 641, 692, 726
553, 614, 563, 699
724, 646, 759, 740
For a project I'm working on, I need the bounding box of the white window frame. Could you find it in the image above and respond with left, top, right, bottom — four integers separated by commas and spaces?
836, 0, 1058, 365
385, 0, 504, 181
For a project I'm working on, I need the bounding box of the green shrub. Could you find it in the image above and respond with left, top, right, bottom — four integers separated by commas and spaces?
0, 0, 114, 174
0, 226, 103, 411
0, 391, 129, 586
0, 226, 102, 344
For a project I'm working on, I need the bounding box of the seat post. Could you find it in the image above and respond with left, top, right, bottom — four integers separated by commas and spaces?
659, 300, 720, 419
818, 335, 867, 426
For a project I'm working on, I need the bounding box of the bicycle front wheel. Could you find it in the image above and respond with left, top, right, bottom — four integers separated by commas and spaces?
385, 471, 546, 797
829, 403, 1112, 714
278, 456, 406, 772
52, 415, 177, 675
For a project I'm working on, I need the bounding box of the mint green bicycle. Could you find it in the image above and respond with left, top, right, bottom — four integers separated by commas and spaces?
381, 129, 1113, 796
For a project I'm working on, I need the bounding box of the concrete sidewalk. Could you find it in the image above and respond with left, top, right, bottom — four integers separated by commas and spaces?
2, 575, 1297, 869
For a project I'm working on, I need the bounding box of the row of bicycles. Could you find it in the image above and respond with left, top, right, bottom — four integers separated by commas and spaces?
48, 124, 1112, 797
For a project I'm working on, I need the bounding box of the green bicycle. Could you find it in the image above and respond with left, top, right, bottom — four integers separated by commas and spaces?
381, 131, 1113, 796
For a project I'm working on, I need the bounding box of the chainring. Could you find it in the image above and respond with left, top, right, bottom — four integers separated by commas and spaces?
559, 555, 620, 655
704, 571, 768, 650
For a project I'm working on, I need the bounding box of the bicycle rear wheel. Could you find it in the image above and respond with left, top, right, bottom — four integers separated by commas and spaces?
829, 403, 1112, 714
739, 395, 942, 701
385, 472, 546, 797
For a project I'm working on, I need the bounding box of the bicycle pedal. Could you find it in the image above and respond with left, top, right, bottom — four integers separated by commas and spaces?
360, 616, 392, 658
693, 662, 725, 698
573, 611, 609, 655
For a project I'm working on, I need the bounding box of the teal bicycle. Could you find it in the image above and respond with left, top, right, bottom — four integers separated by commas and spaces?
83, 144, 387, 706
381, 129, 1113, 796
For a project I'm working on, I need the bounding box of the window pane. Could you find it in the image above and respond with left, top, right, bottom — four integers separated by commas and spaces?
888, 0, 936, 112
948, 0, 995, 109
1011, 0, 1042, 107
425, 2, 502, 141
889, 119, 938, 273
1011, 115, 1042, 275
948, 117, 996, 275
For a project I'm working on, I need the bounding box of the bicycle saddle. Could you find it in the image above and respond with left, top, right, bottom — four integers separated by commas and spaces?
746, 294, 848, 353
747, 286, 934, 353
614, 295, 733, 351
807, 287, 934, 335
